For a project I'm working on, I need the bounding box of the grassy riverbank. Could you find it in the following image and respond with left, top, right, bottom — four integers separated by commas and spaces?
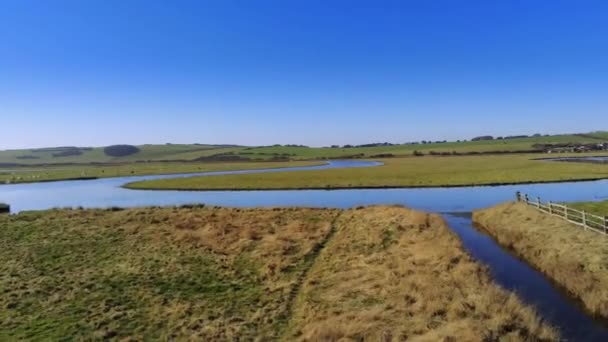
0, 205, 556, 340
0, 160, 322, 184
126, 154, 608, 190
473, 202, 608, 318
285, 206, 556, 341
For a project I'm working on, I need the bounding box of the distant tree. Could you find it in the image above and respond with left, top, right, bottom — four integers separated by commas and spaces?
413, 150, 424, 156
103, 145, 140, 157
471, 136, 494, 141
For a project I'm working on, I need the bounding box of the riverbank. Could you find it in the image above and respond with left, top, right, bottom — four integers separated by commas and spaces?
285, 206, 556, 340
0, 205, 556, 340
0, 160, 324, 184
473, 202, 608, 318
125, 154, 608, 191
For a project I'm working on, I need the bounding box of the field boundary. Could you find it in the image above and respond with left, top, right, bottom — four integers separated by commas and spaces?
516, 192, 608, 235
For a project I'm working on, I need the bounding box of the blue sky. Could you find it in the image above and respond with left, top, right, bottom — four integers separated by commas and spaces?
1, 0, 607, 149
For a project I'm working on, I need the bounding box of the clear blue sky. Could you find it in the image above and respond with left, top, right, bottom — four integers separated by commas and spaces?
1, 0, 607, 149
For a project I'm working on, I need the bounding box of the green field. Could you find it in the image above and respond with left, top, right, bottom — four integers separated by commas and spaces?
127, 154, 608, 190
567, 200, 608, 217
0, 161, 322, 184
1, 132, 606, 165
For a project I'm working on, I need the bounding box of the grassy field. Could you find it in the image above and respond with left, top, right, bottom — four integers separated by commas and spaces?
0, 205, 557, 340
567, 200, 608, 217
0, 160, 322, 184
242, 132, 608, 160
474, 202, 608, 318
1, 132, 606, 165
0, 206, 340, 340
127, 154, 608, 190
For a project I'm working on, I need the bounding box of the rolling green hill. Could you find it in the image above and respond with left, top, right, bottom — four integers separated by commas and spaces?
1, 132, 606, 165
0, 144, 243, 165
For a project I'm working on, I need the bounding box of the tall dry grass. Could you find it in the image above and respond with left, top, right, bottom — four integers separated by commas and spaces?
474, 202, 608, 318
285, 206, 557, 341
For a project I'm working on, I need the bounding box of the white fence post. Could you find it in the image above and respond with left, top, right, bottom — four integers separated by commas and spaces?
583, 211, 587, 230
537, 197, 541, 209
548, 201, 553, 214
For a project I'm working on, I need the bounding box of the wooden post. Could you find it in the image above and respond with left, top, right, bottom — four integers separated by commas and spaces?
582, 210, 587, 230
516, 191, 521, 202
604, 216, 607, 236
537, 197, 541, 209
548, 201, 553, 214
525, 194, 529, 204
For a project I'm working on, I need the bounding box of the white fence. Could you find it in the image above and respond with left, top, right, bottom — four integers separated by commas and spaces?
516, 192, 608, 236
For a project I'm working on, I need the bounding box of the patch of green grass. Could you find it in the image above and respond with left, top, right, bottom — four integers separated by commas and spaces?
0, 160, 322, 184
127, 154, 608, 190
567, 201, 608, 217
0, 207, 339, 340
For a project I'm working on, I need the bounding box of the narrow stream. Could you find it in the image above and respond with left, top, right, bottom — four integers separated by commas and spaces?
444, 214, 608, 341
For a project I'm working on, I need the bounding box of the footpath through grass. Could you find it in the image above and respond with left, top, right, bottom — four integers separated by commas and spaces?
0, 160, 322, 184
127, 154, 608, 190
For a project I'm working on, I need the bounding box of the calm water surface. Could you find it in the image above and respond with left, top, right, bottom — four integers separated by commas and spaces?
1, 159, 608, 340
545, 156, 608, 163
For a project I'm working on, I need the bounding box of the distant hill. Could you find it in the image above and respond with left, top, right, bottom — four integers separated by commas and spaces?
0, 132, 606, 165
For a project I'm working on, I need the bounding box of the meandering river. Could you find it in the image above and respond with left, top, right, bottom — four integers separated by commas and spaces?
2, 159, 608, 340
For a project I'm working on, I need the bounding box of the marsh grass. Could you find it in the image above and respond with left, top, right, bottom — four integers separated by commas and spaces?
0, 205, 557, 340
285, 206, 557, 341
0, 206, 338, 340
0, 160, 321, 184
127, 154, 608, 190
474, 202, 608, 318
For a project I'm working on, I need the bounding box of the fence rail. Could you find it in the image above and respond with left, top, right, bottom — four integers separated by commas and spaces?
516, 192, 608, 236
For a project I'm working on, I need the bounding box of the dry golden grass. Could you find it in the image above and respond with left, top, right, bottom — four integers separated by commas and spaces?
0, 206, 338, 340
474, 202, 608, 318
286, 206, 557, 341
